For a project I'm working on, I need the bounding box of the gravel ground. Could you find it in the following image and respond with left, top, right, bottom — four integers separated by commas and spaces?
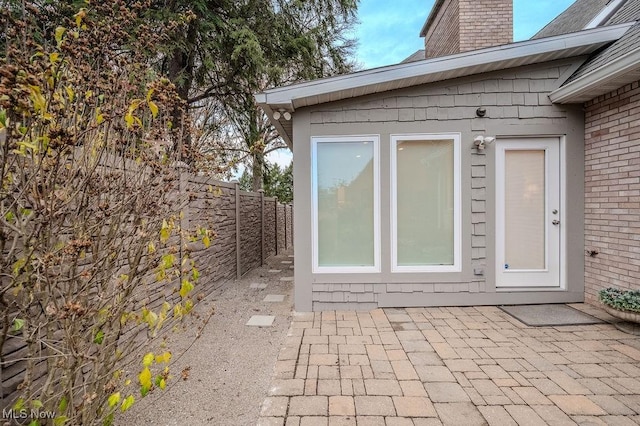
120, 252, 294, 426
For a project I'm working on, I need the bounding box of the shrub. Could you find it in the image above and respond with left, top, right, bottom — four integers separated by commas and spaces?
1, 2, 207, 424
598, 287, 640, 313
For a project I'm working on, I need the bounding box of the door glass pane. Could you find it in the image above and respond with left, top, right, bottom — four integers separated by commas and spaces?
505, 150, 545, 270
396, 139, 454, 266
317, 141, 374, 267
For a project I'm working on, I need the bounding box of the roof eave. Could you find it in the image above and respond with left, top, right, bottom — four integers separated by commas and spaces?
549, 47, 640, 103
255, 100, 294, 147
257, 22, 633, 107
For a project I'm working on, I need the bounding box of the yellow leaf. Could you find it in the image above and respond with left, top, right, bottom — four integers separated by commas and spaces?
96, 114, 104, 125
179, 279, 194, 298
138, 367, 152, 388
160, 219, 170, 243
159, 378, 166, 390
148, 310, 158, 327
161, 254, 175, 269
148, 241, 156, 254
143, 352, 154, 367
74, 9, 86, 27
108, 392, 120, 408
155, 351, 172, 364
65, 86, 75, 102
125, 379, 131, 386
173, 303, 183, 318
202, 235, 210, 248
55, 27, 66, 46
148, 100, 158, 118
146, 88, 154, 102
124, 112, 134, 129
49, 52, 60, 63
120, 395, 135, 412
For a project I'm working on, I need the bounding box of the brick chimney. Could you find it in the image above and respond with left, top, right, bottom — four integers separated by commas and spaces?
420, 0, 513, 59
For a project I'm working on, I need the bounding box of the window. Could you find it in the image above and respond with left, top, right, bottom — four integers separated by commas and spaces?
391, 133, 461, 272
312, 135, 380, 273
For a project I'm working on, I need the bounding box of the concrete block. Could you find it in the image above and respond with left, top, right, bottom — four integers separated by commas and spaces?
247, 315, 276, 327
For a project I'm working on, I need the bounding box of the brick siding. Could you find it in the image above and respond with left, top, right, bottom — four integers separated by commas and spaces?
459, 0, 512, 52
424, 0, 460, 58
584, 80, 640, 304
424, 0, 512, 59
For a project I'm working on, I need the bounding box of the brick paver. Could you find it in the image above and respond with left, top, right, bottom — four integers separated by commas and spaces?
258, 306, 640, 425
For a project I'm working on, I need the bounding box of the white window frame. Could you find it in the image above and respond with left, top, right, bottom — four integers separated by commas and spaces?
311, 135, 381, 274
390, 133, 461, 273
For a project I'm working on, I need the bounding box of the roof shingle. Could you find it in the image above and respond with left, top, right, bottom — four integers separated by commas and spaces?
532, 0, 609, 39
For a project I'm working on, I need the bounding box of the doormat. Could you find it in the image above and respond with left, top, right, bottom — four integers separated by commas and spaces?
499, 304, 605, 327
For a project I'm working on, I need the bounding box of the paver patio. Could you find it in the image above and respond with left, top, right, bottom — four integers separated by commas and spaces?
257, 305, 640, 425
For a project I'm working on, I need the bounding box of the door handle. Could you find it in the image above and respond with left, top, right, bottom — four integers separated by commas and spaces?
552, 220, 560, 225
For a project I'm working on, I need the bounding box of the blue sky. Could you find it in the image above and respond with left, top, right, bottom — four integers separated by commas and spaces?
268, 0, 575, 168
351, 0, 576, 69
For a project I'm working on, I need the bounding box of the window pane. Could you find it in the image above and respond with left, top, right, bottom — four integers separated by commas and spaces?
396, 139, 454, 266
316, 141, 374, 267
505, 150, 545, 270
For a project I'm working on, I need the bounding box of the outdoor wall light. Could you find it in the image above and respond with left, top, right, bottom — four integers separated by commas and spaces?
473, 135, 495, 150
273, 110, 292, 121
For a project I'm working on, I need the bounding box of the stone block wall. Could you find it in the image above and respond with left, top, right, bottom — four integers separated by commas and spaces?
584, 80, 640, 304
264, 196, 277, 259
1, 170, 293, 405
240, 192, 263, 274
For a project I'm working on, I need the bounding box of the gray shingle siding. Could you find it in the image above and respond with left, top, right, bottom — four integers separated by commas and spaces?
305, 60, 581, 311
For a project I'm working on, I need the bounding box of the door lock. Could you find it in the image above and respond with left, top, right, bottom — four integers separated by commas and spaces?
552, 220, 560, 225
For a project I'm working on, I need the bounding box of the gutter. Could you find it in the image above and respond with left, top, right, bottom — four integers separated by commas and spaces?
549, 46, 640, 103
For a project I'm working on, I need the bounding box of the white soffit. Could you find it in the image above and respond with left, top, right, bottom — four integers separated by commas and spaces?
255, 23, 633, 112
550, 47, 640, 103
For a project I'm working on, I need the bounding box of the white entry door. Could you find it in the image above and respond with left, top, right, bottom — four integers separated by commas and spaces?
496, 138, 561, 288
